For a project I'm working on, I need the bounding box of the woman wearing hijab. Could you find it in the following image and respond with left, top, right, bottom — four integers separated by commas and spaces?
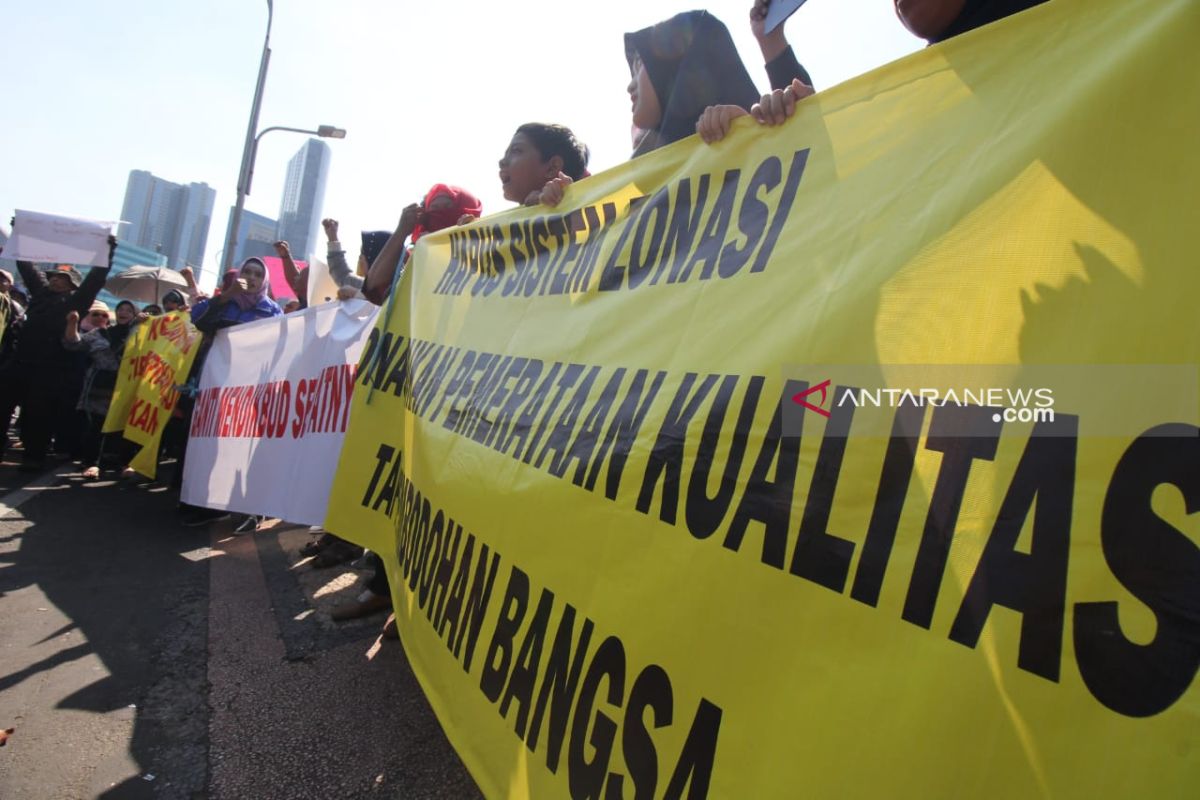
625, 10, 760, 157
179, 258, 282, 529
539, 11, 760, 207
363, 184, 483, 304
63, 299, 143, 479
191, 257, 282, 330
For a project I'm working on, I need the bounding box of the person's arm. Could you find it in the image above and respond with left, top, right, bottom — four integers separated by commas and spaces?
273, 240, 305, 297
190, 280, 244, 334
63, 310, 82, 347
323, 218, 364, 290
751, 0, 814, 90
363, 204, 420, 305
15, 260, 46, 296
69, 235, 117, 313
180, 266, 203, 301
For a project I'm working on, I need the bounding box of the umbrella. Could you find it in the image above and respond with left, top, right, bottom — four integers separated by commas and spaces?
104, 266, 188, 304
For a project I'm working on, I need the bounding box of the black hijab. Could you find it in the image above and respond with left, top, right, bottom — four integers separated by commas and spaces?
100, 302, 136, 355
930, 0, 1048, 43
625, 10, 759, 157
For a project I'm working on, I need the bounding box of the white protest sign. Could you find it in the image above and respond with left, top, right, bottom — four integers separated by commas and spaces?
4, 210, 118, 267
181, 299, 378, 525
306, 256, 340, 306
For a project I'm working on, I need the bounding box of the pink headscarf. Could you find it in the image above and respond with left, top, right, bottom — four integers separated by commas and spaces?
231, 258, 270, 311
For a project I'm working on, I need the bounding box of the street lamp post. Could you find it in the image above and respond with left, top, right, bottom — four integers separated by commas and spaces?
220, 2, 348, 273
221, 0, 273, 273
243, 125, 347, 204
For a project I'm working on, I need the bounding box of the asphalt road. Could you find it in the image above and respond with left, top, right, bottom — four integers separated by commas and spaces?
0, 454, 483, 800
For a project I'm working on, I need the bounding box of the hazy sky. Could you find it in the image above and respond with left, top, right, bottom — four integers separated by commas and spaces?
1, 0, 922, 288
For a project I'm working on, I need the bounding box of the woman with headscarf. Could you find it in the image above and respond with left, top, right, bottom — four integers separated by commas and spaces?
191, 257, 282, 330
625, 10, 760, 157
362, 183, 483, 304
539, 11, 761, 206
63, 299, 144, 479
178, 258, 282, 528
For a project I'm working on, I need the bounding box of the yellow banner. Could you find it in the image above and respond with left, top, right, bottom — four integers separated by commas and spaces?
325, 0, 1199, 796
102, 311, 202, 479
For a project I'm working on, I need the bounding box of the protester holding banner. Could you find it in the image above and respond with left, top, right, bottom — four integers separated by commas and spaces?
176, 257, 283, 528
493, 122, 590, 212
540, 12, 761, 205
363, 185, 482, 304
191, 258, 282, 330
63, 300, 142, 479
627, 10, 759, 157
0, 238, 116, 470
162, 289, 189, 314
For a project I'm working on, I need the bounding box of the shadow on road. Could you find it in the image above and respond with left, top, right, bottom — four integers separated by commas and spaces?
0, 465, 210, 799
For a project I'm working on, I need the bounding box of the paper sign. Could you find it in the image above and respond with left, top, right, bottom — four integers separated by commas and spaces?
4, 210, 116, 267
764, 0, 809, 34
306, 256, 340, 306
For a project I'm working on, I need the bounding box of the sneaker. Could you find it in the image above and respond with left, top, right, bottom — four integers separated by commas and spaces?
233, 514, 262, 534
181, 507, 232, 527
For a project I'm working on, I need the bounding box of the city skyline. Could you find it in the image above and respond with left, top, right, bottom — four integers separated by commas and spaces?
1, 1, 923, 292
275, 139, 330, 263
119, 171, 215, 270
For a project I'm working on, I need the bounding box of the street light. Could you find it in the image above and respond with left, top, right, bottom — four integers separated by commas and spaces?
242, 125, 347, 200
221, 0, 273, 273
220, 0, 347, 271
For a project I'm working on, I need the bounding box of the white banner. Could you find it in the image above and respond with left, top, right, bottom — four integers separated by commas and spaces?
5, 209, 118, 267
181, 299, 379, 525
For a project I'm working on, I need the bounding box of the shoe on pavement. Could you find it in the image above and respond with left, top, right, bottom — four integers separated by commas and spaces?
181, 507, 232, 527
233, 515, 262, 534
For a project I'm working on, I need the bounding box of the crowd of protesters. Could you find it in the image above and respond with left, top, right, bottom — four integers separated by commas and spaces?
1, 0, 1045, 632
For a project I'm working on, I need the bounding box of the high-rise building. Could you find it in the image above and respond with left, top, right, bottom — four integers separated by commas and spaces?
227, 207, 278, 266
275, 139, 330, 261
119, 170, 216, 270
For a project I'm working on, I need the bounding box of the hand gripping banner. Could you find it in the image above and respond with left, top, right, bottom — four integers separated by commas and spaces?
325, 0, 1199, 796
